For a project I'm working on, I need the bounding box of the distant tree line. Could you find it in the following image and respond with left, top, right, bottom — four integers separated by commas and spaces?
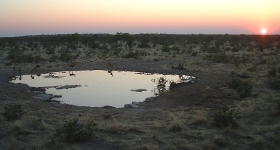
1, 33, 280, 49
1, 33, 280, 63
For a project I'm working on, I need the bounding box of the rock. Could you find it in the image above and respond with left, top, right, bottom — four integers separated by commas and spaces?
124, 103, 139, 109
130, 89, 147, 92
53, 95, 62, 98
231, 71, 238, 76
77, 122, 84, 128
102, 105, 116, 109
44, 75, 65, 79
231, 71, 250, 78
237, 73, 250, 78
56, 84, 81, 90
144, 97, 156, 102
33, 94, 54, 100
43, 85, 59, 89
132, 101, 142, 105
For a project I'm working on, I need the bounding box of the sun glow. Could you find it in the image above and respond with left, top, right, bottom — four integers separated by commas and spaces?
261, 28, 267, 34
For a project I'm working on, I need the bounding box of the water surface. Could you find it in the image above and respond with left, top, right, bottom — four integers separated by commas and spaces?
11, 70, 193, 108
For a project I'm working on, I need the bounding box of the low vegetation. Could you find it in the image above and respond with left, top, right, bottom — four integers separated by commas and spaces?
212, 105, 239, 128
55, 119, 96, 143
267, 67, 280, 90
229, 78, 252, 98
2, 104, 24, 121
0, 34, 280, 149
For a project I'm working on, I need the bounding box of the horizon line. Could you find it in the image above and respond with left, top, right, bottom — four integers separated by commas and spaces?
1, 33, 279, 38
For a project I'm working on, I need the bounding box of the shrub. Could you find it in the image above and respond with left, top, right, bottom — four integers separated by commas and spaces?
55, 119, 95, 143
212, 105, 239, 128
157, 77, 168, 87
231, 47, 239, 52
173, 45, 180, 52
162, 45, 170, 52
233, 54, 249, 66
2, 104, 24, 121
153, 58, 159, 62
207, 52, 230, 63
123, 51, 140, 59
267, 67, 280, 90
268, 78, 280, 90
229, 79, 252, 98
191, 51, 198, 56
267, 67, 277, 77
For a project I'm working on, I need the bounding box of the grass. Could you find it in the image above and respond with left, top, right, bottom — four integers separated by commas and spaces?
1, 37, 280, 149
229, 78, 252, 98
2, 104, 24, 121
55, 118, 95, 143
212, 105, 239, 128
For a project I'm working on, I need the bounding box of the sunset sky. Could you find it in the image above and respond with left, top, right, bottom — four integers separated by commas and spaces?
0, 0, 279, 37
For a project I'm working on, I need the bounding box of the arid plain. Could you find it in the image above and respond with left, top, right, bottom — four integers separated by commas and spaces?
0, 34, 280, 149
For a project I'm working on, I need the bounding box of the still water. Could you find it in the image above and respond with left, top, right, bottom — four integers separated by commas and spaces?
11, 70, 193, 108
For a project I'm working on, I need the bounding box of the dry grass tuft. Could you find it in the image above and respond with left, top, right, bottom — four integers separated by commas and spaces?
201, 140, 214, 150
40, 119, 53, 131
8, 120, 24, 134
168, 119, 183, 132
213, 135, 232, 147
3, 136, 22, 149
205, 86, 213, 91
192, 110, 207, 125
127, 125, 145, 133
106, 123, 122, 133
179, 111, 186, 119
168, 112, 175, 121
251, 136, 265, 150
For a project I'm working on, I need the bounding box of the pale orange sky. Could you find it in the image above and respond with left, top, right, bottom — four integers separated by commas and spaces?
0, 0, 279, 37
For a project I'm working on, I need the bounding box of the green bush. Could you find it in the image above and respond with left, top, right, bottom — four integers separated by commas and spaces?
55, 119, 95, 143
2, 104, 24, 121
229, 79, 252, 98
212, 105, 239, 128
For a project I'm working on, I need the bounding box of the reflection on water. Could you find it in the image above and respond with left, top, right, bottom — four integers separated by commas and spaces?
10, 70, 194, 108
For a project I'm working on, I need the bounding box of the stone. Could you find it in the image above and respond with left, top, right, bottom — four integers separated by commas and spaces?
130, 89, 147, 92
124, 103, 139, 109
33, 94, 54, 100
144, 97, 156, 102
56, 84, 81, 90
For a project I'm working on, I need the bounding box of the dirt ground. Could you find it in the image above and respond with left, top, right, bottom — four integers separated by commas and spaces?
1, 54, 280, 149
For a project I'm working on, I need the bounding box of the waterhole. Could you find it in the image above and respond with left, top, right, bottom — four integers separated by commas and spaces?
10, 70, 194, 108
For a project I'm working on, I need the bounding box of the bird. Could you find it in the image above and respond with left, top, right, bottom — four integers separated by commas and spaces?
34, 65, 40, 70
108, 70, 113, 77
30, 69, 35, 79
69, 71, 76, 76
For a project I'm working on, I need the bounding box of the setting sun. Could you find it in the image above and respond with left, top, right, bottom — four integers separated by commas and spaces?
261, 28, 267, 34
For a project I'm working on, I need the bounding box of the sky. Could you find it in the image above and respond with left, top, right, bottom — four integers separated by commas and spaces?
0, 0, 279, 37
